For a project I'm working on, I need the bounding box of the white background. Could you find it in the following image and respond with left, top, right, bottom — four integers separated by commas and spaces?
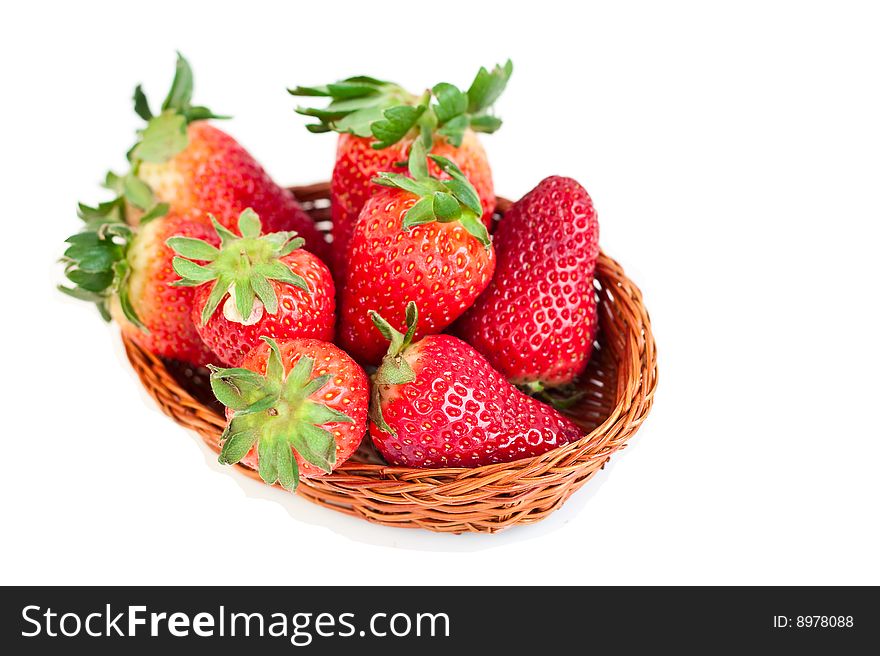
2, 0, 878, 585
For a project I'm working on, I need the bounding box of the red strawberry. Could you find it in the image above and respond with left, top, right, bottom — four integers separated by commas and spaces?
290, 62, 511, 275
60, 212, 217, 367
211, 337, 368, 489
337, 145, 495, 365
454, 176, 600, 389
138, 121, 327, 258
168, 208, 335, 367
90, 53, 327, 260
328, 130, 494, 278
368, 303, 583, 468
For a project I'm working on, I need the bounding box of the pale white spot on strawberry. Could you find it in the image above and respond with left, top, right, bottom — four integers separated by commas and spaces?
222, 285, 264, 325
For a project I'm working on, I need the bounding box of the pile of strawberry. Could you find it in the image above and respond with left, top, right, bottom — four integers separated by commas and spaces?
60, 55, 601, 491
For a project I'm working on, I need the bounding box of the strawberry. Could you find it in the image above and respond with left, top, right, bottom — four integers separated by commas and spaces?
211, 337, 368, 489
60, 212, 217, 367
337, 144, 495, 365
454, 176, 601, 389
168, 208, 335, 367
290, 61, 511, 275
368, 303, 584, 468
84, 53, 328, 260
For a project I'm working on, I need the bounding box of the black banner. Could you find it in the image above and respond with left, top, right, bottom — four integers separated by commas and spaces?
1, 586, 876, 653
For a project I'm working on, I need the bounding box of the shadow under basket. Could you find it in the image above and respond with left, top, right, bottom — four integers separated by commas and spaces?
123, 183, 658, 534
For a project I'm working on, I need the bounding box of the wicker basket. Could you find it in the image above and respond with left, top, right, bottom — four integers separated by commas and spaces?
123, 182, 658, 534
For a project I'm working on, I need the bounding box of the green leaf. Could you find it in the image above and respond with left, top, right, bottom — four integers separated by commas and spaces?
162, 52, 194, 112
372, 171, 432, 197
77, 200, 122, 224
430, 154, 483, 215
403, 301, 418, 344
407, 138, 429, 179
209, 367, 266, 410
432, 192, 461, 221
200, 279, 228, 325
284, 355, 314, 394
299, 401, 353, 426
432, 82, 468, 124
218, 428, 258, 465
166, 236, 220, 261
172, 257, 216, 282
370, 385, 395, 437
103, 171, 125, 194
183, 106, 229, 122
327, 79, 386, 99
469, 114, 503, 133
274, 439, 299, 491
466, 60, 513, 114
257, 437, 278, 486
139, 202, 170, 224
371, 104, 426, 149
261, 231, 297, 250
65, 268, 113, 292
133, 85, 152, 121
57, 284, 105, 303
251, 274, 278, 315
401, 196, 437, 229
256, 261, 309, 292
115, 261, 146, 330
280, 236, 305, 256
122, 174, 154, 210
131, 111, 188, 163
457, 210, 491, 247
237, 208, 262, 238
288, 84, 334, 97
64, 245, 117, 273
209, 216, 240, 248
300, 373, 332, 398
332, 108, 383, 137
264, 337, 286, 387
293, 423, 336, 473
234, 394, 279, 417
234, 278, 255, 322
437, 114, 469, 147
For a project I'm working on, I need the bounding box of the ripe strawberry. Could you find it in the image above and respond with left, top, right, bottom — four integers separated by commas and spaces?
369, 303, 584, 468
138, 121, 327, 258
86, 53, 327, 259
168, 208, 335, 367
337, 144, 495, 365
290, 61, 511, 275
60, 212, 217, 367
327, 131, 494, 279
454, 176, 601, 389
211, 337, 368, 489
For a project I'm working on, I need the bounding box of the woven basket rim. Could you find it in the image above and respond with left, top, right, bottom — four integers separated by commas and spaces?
122, 183, 657, 532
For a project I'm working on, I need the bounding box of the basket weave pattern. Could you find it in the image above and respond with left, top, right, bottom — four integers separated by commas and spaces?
123, 183, 658, 533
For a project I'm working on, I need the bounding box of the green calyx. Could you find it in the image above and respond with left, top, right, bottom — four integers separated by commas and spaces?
58, 221, 146, 328
167, 208, 309, 326
129, 52, 228, 166
371, 139, 490, 247
368, 302, 419, 436
76, 53, 227, 231
289, 60, 512, 149
211, 337, 354, 491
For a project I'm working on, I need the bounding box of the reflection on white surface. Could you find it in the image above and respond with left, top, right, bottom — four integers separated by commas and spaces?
189, 428, 620, 552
